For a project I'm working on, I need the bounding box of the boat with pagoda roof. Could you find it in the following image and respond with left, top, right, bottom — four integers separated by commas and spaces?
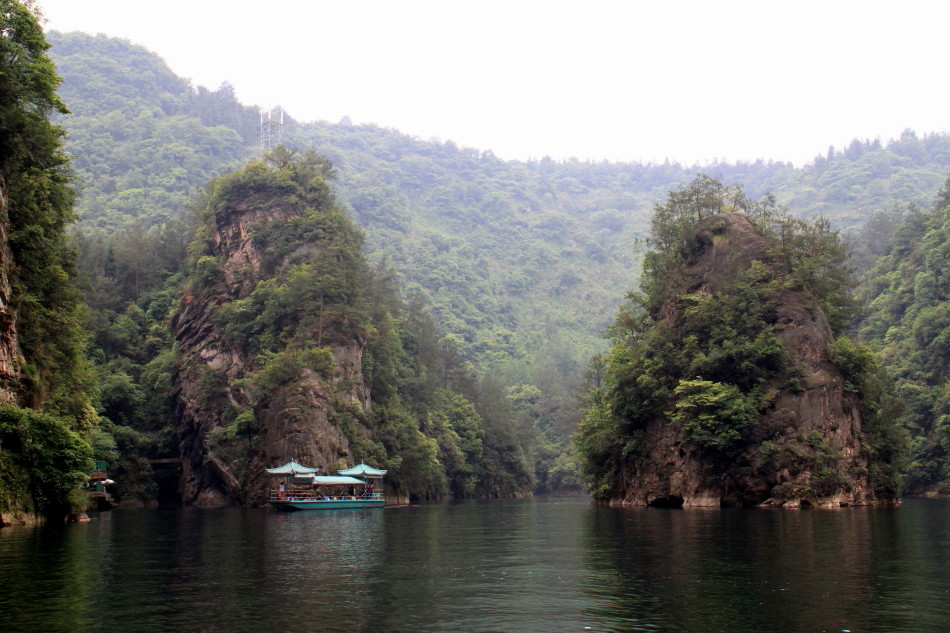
266, 461, 387, 511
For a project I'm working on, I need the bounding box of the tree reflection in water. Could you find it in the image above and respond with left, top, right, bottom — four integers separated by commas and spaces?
1, 498, 950, 632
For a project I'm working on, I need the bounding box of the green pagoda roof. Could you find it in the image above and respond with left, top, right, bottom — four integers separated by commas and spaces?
338, 462, 387, 477
266, 461, 319, 476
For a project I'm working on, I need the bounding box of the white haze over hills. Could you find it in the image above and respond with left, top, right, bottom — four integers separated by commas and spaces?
37, 0, 949, 166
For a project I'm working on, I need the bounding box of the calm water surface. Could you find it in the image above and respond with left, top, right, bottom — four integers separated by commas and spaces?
1, 497, 949, 632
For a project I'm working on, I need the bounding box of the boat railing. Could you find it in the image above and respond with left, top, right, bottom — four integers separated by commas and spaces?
269, 487, 316, 501
268, 488, 385, 502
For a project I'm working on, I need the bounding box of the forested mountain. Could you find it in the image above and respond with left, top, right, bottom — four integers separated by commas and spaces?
856, 187, 950, 494
40, 30, 950, 499
48, 32, 950, 369
47, 32, 253, 229
777, 133, 950, 227
8, 27, 534, 507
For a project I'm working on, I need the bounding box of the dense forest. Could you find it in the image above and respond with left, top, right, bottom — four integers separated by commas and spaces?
855, 190, 950, 493
2, 11, 949, 520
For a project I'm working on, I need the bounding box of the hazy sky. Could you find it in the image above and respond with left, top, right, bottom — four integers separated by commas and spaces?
36, 0, 948, 166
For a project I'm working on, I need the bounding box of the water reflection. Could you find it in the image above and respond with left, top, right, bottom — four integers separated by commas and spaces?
1, 498, 950, 632
0, 520, 99, 631
580, 500, 950, 632
0, 508, 388, 633
363, 498, 594, 632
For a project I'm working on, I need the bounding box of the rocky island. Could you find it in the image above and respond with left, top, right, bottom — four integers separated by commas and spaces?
577, 177, 905, 508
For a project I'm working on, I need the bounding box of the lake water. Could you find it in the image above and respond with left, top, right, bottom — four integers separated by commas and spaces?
1, 496, 949, 632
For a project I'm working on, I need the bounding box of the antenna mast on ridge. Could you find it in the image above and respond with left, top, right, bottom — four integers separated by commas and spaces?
260, 106, 284, 158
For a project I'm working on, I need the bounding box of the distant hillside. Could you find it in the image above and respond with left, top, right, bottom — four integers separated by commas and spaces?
779, 134, 950, 227
46, 31, 950, 492
48, 33, 950, 366
48, 32, 254, 229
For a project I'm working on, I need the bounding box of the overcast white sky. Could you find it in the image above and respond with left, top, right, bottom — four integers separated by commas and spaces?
36, 0, 949, 166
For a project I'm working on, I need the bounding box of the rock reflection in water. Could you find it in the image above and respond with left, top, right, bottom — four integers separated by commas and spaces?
2, 498, 950, 632
579, 500, 950, 632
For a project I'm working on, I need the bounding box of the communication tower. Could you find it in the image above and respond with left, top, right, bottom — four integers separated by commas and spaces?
260, 106, 284, 158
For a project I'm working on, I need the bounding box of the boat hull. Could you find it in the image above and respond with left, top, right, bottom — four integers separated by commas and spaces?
270, 499, 385, 511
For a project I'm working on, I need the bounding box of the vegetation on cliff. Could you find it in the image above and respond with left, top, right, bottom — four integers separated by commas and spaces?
576, 176, 906, 505
0, 1, 95, 519
71, 219, 189, 504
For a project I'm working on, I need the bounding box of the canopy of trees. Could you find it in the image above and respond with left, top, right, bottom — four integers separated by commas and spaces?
856, 183, 950, 493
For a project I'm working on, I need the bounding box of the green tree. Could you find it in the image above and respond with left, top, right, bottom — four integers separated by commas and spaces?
1, 0, 93, 413
669, 379, 758, 457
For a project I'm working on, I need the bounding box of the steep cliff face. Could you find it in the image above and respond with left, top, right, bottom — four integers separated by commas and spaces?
0, 184, 22, 407
612, 213, 892, 508
172, 164, 370, 506
0, 182, 25, 527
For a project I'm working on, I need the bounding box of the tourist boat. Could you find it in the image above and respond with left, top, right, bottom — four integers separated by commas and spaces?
266, 460, 387, 511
